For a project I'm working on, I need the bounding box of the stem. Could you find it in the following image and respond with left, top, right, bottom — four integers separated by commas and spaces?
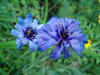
43, 0, 48, 23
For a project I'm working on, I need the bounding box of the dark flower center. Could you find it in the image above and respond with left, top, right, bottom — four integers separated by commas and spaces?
60, 30, 69, 40
57, 30, 69, 46
24, 27, 35, 40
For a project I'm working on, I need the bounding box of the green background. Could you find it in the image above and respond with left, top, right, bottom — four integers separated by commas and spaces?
0, 0, 100, 75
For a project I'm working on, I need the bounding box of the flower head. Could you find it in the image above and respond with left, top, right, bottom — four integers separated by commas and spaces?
11, 13, 42, 51
37, 17, 88, 60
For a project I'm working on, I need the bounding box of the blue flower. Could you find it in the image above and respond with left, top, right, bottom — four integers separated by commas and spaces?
11, 13, 42, 51
37, 17, 88, 60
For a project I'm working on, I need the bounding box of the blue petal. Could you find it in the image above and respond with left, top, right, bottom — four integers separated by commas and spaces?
26, 13, 32, 20
69, 33, 88, 43
78, 34, 88, 43
32, 19, 39, 29
38, 25, 58, 41
67, 24, 81, 33
37, 29, 58, 52
47, 16, 58, 25
15, 24, 23, 30
70, 39, 84, 56
11, 29, 19, 37
21, 38, 28, 44
55, 18, 65, 25
36, 24, 44, 30
64, 42, 72, 58
47, 17, 60, 32
44, 23, 55, 32
50, 45, 63, 60
71, 28, 82, 33
25, 13, 32, 24
11, 29, 23, 38
16, 38, 28, 49
16, 39, 23, 49
65, 18, 74, 26
64, 48, 72, 58
37, 38, 56, 52
18, 17, 24, 25
71, 19, 80, 26
66, 19, 80, 32
29, 41, 37, 52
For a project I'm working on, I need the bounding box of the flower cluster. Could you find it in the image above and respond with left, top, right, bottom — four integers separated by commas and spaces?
11, 14, 88, 60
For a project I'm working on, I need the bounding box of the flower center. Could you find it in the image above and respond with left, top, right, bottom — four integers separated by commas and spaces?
60, 30, 69, 40
24, 27, 35, 40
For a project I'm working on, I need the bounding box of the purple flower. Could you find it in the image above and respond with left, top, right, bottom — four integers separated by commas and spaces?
37, 17, 88, 60
11, 13, 42, 51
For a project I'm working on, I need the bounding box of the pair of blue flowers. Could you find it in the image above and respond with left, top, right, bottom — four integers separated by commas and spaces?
11, 14, 88, 60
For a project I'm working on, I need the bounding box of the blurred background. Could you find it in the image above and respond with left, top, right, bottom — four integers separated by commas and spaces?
0, 0, 100, 75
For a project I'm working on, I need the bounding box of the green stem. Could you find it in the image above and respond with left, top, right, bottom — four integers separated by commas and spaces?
43, 0, 48, 23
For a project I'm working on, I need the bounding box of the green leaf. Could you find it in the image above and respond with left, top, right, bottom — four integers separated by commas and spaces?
0, 40, 16, 49
58, 0, 74, 17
